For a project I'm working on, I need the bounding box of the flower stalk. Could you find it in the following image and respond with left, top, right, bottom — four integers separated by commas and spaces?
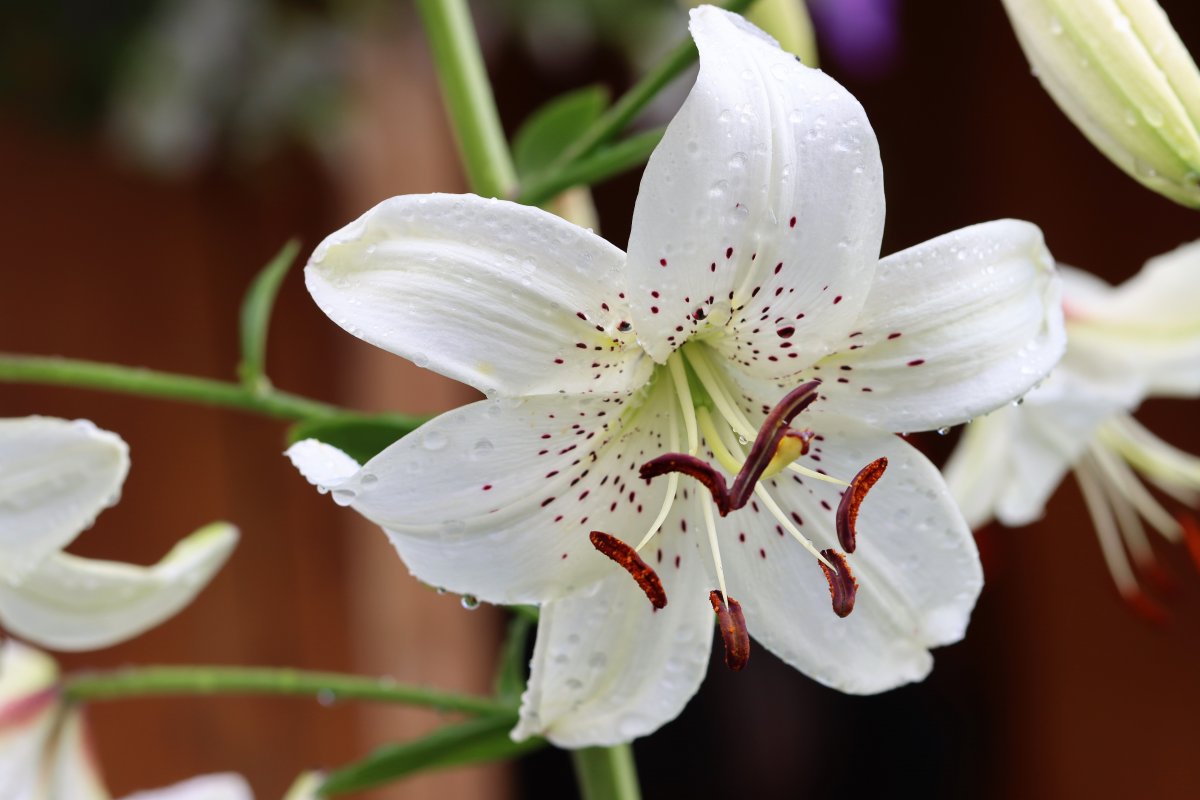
415, 0, 518, 199
63, 665, 515, 717
571, 744, 643, 800
0, 353, 424, 431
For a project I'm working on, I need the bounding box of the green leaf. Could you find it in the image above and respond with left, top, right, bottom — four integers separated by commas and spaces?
287, 415, 426, 464
318, 715, 545, 796
238, 239, 301, 392
513, 85, 609, 178
494, 613, 534, 703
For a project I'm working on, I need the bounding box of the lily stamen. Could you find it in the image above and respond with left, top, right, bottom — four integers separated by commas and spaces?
836, 458, 888, 553
589, 531, 668, 610
709, 590, 749, 671
818, 549, 858, 618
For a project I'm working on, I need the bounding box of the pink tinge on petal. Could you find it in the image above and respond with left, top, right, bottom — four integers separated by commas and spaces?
0, 686, 58, 729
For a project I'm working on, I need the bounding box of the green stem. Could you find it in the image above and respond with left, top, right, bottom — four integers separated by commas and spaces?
416, 0, 517, 198
542, 0, 756, 175
571, 744, 642, 800
519, 127, 665, 207
0, 354, 423, 430
63, 666, 515, 717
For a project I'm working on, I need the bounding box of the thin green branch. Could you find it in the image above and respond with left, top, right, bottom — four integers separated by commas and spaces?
63, 665, 515, 717
541, 0, 756, 176
416, 0, 517, 198
0, 354, 422, 430
518, 127, 665, 207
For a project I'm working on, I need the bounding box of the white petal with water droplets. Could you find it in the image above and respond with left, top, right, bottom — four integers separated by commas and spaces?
286, 439, 360, 489
306, 193, 652, 398
705, 413, 982, 693
513, 500, 714, 747
0, 522, 238, 651
812, 220, 1065, 432
0, 417, 129, 580
625, 6, 884, 368
303, 383, 678, 605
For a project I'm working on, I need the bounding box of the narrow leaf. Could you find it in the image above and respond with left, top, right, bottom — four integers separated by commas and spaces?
287, 415, 426, 464
513, 85, 609, 178
238, 239, 302, 391
494, 613, 534, 703
319, 715, 545, 796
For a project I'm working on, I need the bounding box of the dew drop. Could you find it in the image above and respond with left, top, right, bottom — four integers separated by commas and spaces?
461, 594, 480, 610
936, 426, 950, 436
423, 430, 449, 451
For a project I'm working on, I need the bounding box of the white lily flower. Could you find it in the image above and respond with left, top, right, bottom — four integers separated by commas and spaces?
0, 417, 238, 651
945, 240, 1200, 617
1001, 0, 1200, 207
0, 640, 253, 799
289, 6, 1064, 746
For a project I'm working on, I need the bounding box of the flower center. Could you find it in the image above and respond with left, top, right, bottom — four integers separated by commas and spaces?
588, 344, 887, 670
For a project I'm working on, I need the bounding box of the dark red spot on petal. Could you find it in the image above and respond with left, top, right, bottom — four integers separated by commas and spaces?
907, 359, 926, 366
789, 216, 797, 228
725, 247, 734, 259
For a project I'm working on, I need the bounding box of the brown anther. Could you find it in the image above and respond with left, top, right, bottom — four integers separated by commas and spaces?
835, 457, 887, 553
728, 381, 821, 509
1179, 514, 1200, 573
640, 382, 821, 516
589, 531, 667, 610
709, 590, 750, 671
818, 549, 858, 618
640, 454, 732, 515
1123, 589, 1168, 626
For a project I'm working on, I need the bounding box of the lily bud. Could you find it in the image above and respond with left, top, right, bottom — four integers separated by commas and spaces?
1002, 0, 1200, 208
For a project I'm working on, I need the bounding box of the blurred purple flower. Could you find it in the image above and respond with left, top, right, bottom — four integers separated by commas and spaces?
809, 0, 901, 80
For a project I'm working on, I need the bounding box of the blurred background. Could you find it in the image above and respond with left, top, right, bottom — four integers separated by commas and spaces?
2, 0, 1200, 797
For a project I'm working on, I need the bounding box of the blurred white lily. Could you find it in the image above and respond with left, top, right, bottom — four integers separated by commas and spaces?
0, 417, 238, 650
1002, 0, 1200, 207
945, 240, 1200, 617
0, 640, 253, 799
290, 6, 1064, 746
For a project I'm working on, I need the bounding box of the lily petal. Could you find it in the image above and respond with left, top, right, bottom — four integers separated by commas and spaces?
713, 413, 982, 693
1065, 240, 1200, 398
295, 384, 679, 605
46, 709, 109, 800
306, 193, 651, 398
812, 220, 1065, 432
120, 773, 254, 800
0, 522, 238, 651
0, 417, 128, 581
625, 6, 884, 367
0, 641, 61, 799
944, 375, 1125, 528
513, 502, 714, 747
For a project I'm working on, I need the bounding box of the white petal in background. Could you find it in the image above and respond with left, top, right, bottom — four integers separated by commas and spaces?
0, 522, 238, 651
0, 417, 129, 580
815, 220, 1065, 432
625, 6, 885, 367
306, 193, 651, 398
1064, 240, 1200, 398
